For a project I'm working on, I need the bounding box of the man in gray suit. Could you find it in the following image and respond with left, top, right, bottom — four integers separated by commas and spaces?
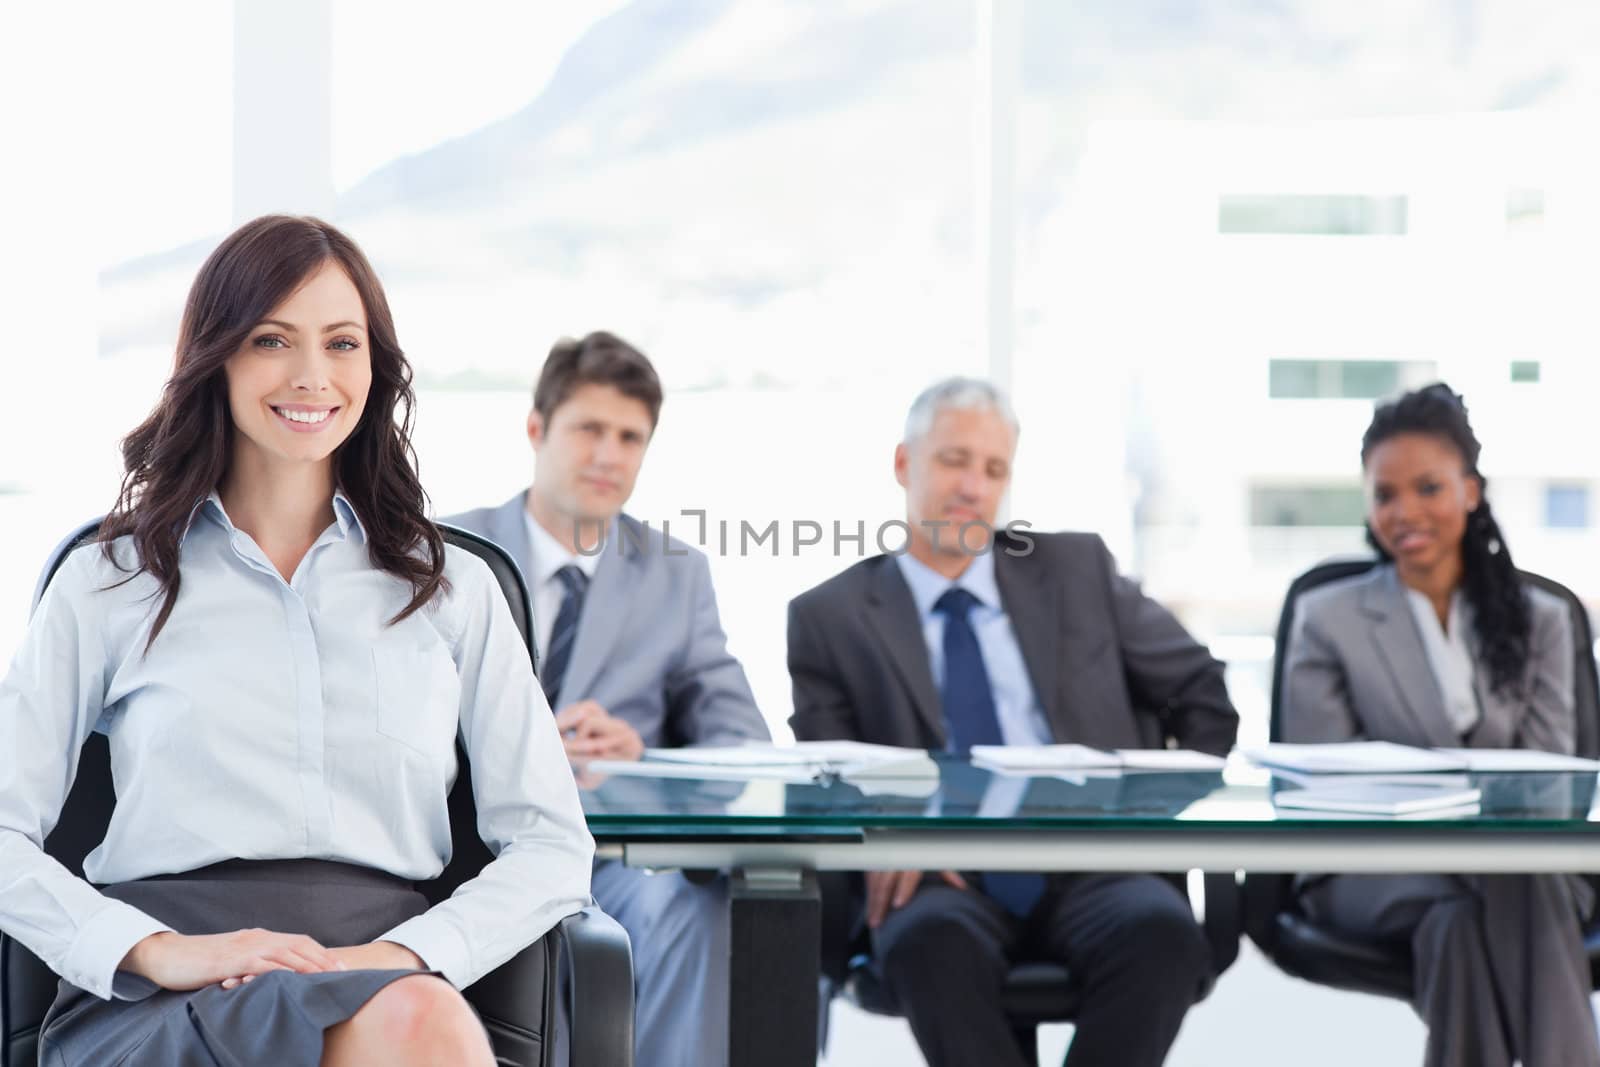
446, 331, 768, 1067
787, 378, 1237, 1067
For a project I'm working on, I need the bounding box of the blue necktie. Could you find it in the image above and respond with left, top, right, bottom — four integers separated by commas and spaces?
933, 586, 1046, 918
541, 565, 588, 706
933, 588, 1004, 752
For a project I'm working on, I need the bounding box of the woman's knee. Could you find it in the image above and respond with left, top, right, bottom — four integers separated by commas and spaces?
339, 975, 489, 1061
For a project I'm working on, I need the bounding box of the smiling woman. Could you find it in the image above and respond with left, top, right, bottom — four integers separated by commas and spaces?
1280, 383, 1600, 1067
0, 215, 593, 1067
103, 216, 441, 639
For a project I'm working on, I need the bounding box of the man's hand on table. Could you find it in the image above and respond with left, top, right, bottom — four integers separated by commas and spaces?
557, 700, 645, 761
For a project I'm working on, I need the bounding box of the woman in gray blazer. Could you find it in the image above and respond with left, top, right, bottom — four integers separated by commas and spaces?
1281, 383, 1599, 1067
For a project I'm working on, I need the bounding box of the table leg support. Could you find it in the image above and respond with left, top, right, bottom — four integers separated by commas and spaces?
729, 867, 820, 1067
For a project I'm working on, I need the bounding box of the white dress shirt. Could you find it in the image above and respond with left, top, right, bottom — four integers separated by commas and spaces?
894, 548, 1053, 748
523, 509, 603, 663
1403, 586, 1483, 736
0, 492, 594, 1001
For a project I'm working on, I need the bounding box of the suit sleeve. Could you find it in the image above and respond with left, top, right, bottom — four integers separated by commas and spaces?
786, 596, 859, 741
1513, 595, 1576, 754
1097, 538, 1239, 756
663, 551, 769, 747
1280, 597, 1365, 743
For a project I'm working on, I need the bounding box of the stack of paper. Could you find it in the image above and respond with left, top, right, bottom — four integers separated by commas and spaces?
1243, 742, 1464, 775
969, 744, 1226, 775
1244, 741, 1600, 775
1274, 782, 1482, 817
1432, 748, 1600, 773
645, 741, 934, 777
586, 741, 940, 795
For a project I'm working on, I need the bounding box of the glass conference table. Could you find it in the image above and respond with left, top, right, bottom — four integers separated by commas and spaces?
578, 757, 1600, 1067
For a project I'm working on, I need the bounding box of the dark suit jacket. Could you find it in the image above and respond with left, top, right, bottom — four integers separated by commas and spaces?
787, 531, 1237, 755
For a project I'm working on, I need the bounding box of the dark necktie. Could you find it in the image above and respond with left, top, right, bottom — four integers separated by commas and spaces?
933, 586, 1046, 918
933, 587, 1004, 751
541, 565, 589, 706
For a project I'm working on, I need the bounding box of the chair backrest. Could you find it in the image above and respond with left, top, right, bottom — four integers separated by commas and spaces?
437, 521, 540, 678
1269, 556, 1600, 756
432, 522, 540, 900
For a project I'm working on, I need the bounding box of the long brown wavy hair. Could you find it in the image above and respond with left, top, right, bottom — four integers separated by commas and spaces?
101, 215, 446, 646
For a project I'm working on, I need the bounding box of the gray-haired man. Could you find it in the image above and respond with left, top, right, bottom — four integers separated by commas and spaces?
787, 377, 1237, 1067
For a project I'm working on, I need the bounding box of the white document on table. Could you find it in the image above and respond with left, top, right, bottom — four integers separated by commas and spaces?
585, 759, 817, 782
636, 741, 938, 788
970, 744, 1225, 775
1274, 783, 1483, 816
970, 744, 1123, 772
645, 740, 923, 767
1243, 741, 1464, 775
1269, 770, 1474, 791
1114, 749, 1228, 772
1431, 748, 1600, 773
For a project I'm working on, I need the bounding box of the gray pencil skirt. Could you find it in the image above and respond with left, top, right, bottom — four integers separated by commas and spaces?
38, 859, 443, 1067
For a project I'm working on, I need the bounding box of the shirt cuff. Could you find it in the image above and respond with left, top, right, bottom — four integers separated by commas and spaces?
61, 899, 173, 1001
378, 914, 472, 989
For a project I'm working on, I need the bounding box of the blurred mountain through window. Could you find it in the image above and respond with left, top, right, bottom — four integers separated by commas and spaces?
11, 0, 1600, 743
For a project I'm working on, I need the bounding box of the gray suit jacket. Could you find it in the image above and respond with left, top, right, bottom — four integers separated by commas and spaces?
787, 531, 1238, 755
1281, 563, 1576, 752
445, 492, 768, 749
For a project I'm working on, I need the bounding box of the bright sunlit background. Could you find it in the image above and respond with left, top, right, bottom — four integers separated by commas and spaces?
5, 2, 1599, 1063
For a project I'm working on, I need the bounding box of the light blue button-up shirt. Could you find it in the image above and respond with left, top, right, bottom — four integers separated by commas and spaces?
0, 492, 593, 1001
895, 548, 1052, 749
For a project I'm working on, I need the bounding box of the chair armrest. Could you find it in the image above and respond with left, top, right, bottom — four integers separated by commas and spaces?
555, 906, 634, 1067
1200, 872, 1242, 977
4, 934, 63, 1067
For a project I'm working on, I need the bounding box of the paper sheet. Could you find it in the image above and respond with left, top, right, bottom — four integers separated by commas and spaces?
1243, 741, 1464, 775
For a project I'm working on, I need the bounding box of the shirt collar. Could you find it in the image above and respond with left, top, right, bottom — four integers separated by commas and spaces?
523, 508, 603, 586
182, 489, 366, 545
331, 491, 366, 543
895, 545, 1000, 619
1403, 586, 1471, 645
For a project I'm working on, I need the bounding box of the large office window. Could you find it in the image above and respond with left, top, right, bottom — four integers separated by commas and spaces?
1510, 360, 1542, 384
1012, 3, 1600, 750
1506, 187, 1545, 230
1219, 195, 1409, 236
327, 3, 980, 739
14, 0, 1600, 760
1268, 359, 1439, 400
1250, 486, 1365, 528
4, 2, 233, 663
1545, 485, 1591, 530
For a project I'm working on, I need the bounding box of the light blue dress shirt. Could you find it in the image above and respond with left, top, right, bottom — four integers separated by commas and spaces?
895, 549, 1052, 749
0, 492, 594, 1001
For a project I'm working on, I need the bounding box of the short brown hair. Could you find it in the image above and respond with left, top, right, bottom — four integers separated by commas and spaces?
532, 331, 663, 428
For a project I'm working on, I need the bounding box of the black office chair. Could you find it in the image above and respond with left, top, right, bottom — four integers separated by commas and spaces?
2, 519, 633, 1067
832, 785, 1244, 1060
1243, 557, 1600, 999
